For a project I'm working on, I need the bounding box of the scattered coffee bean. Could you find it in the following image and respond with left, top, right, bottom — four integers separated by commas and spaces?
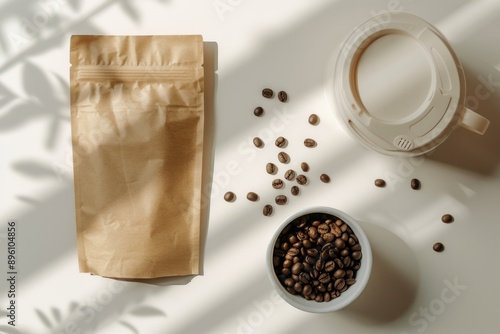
308, 114, 320, 125
304, 138, 317, 148
247, 192, 259, 202
277, 91, 288, 102
433, 242, 445, 252
272, 179, 284, 189
266, 163, 278, 175
374, 179, 386, 187
275, 195, 287, 205
253, 137, 264, 148
301, 162, 309, 172
411, 178, 421, 190
320, 174, 330, 183
441, 214, 454, 224
275, 136, 287, 148
262, 88, 274, 98
272, 213, 362, 302
253, 106, 264, 117
296, 174, 308, 185
278, 152, 290, 164
263, 204, 273, 216
291, 186, 300, 196
285, 169, 296, 181
224, 191, 235, 202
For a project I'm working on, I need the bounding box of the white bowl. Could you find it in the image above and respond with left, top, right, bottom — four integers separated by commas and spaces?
266, 206, 372, 313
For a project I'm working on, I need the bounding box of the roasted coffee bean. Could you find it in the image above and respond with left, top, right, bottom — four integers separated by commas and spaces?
278, 90, 288, 102
266, 162, 278, 175
292, 262, 303, 275
262, 88, 274, 98
318, 223, 329, 234
315, 294, 323, 302
283, 259, 292, 268
285, 169, 296, 181
343, 257, 351, 268
334, 278, 346, 290
299, 272, 311, 284
323, 233, 334, 243
305, 255, 316, 265
294, 282, 303, 293
319, 272, 331, 284
308, 114, 320, 125
278, 152, 290, 164
253, 106, 264, 117
334, 238, 346, 249
275, 195, 287, 205
374, 178, 386, 187
308, 226, 318, 239
351, 251, 362, 260
287, 248, 299, 257
433, 242, 445, 252
441, 214, 454, 223
320, 174, 330, 183
334, 258, 344, 269
351, 243, 361, 251
346, 278, 356, 286
333, 269, 345, 279
275, 136, 287, 148
411, 178, 421, 190
307, 248, 319, 257
345, 269, 354, 279
246, 192, 259, 201
303, 284, 313, 296
315, 259, 324, 271
253, 137, 264, 148
301, 162, 310, 172
324, 261, 335, 272
263, 204, 273, 216
324, 292, 331, 302
272, 179, 284, 189
224, 191, 235, 202
296, 174, 308, 185
352, 262, 361, 271
341, 233, 349, 242
340, 249, 349, 258
304, 138, 317, 148
291, 186, 300, 196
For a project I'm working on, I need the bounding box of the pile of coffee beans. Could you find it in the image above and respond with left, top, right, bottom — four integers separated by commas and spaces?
272, 213, 362, 302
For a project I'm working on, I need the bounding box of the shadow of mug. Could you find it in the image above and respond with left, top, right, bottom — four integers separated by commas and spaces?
340, 221, 419, 325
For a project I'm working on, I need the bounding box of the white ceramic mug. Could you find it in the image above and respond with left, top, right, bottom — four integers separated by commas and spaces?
327, 13, 490, 156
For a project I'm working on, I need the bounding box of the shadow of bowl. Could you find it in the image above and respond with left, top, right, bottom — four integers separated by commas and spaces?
340, 222, 419, 325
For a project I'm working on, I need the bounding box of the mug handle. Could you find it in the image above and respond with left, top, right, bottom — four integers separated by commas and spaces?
459, 108, 490, 135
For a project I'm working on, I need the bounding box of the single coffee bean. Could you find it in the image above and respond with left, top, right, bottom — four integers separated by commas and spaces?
318, 223, 329, 234
275, 195, 287, 205
284, 278, 295, 287
291, 262, 303, 275
253, 106, 264, 117
441, 214, 454, 223
351, 251, 362, 260
346, 278, 356, 286
333, 269, 345, 279
285, 169, 296, 181
345, 269, 354, 279
319, 272, 331, 284
224, 191, 235, 202
307, 248, 318, 257
324, 261, 335, 272
351, 243, 361, 251
433, 242, 445, 252
334, 278, 346, 290
262, 88, 274, 98
411, 178, 421, 190
296, 174, 308, 185
294, 282, 303, 293
320, 174, 330, 183
291, 186, 300, 196
277, 90, 288, 102
303, 284, 312, 296
334, 238, 346, 250
253, 137, 264, 148
246, 192, 259, 202
278, 152, 290, 164
315, 259, 324, 271
272, 179, 284, 189
301, 162, 310, 172
275, 136, 287, 148
304, 138, 317, 148
324, 292, 331, 302
263, 204, 273, 216
340, 249, 349, 258
266, 162, 278, 175
374, 178, 386, 187
308, 114, 320, 125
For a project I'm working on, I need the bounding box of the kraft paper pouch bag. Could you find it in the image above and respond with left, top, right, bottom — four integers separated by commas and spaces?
70, 35, 204, 279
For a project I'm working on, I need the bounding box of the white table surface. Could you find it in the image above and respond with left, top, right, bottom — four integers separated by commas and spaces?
1, 0, 500, 333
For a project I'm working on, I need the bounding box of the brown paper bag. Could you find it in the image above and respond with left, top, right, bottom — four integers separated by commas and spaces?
70, 35, 204, 279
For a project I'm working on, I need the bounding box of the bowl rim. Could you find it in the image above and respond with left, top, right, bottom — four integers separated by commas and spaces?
266, 206, 373, 313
